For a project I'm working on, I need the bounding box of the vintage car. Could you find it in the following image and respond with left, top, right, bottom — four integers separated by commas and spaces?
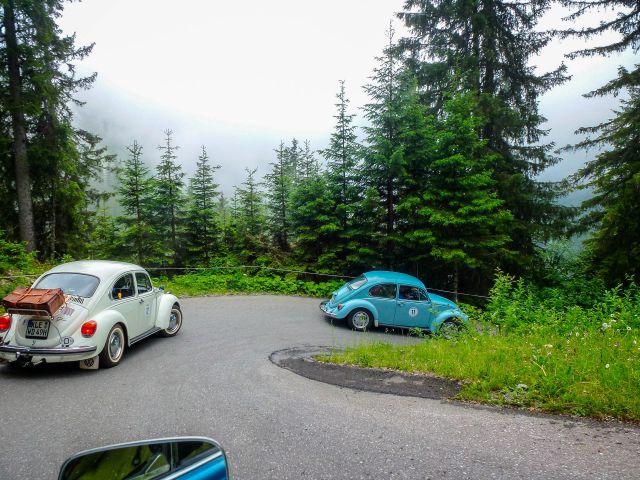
0, 260, 182, 369
320, 271, 468, 333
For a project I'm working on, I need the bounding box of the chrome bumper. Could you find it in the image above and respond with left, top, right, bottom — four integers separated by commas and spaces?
0, 344, 97, 356
319, 301, 337, 318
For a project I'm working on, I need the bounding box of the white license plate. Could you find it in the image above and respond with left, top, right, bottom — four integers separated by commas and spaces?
26, 319, 50, 339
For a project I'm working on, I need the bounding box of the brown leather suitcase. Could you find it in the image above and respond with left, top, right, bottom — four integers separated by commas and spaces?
2, 287, 66, 316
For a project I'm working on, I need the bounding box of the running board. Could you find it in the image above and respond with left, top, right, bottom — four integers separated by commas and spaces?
129, 327, 162, 346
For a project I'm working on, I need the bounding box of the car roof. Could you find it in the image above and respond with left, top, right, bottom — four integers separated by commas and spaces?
363, 271, 426, 287
44, 260, 145, 282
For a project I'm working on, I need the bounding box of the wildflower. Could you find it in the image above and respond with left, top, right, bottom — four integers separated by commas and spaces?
544, 344, 553, 348
575, 332, 580, 337
627, 326, 632, 331
614, 342, 620, 347
602, 322, 610, 329
605, 364, 610, 369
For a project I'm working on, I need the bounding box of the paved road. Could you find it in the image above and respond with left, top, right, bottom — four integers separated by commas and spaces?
1, 296, 638, 479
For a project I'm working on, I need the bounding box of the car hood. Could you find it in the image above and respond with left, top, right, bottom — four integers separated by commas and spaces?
429, 293, 458, 309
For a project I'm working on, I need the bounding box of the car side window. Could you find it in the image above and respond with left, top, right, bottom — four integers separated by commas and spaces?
419, 288, 429, 301
399, 285, 423, 301
368, 283, 397, 299
112, 274, 135, 300
135, 272, 153, 294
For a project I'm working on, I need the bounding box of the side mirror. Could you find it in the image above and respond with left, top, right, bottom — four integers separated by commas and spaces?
158, 285, 165, 292
59, 437, 228, 480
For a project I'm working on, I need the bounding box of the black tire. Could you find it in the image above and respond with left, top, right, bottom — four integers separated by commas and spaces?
159, 305, 182, 338
347, 308, 373, 332
438, 318, 464, 339
99, 324, 126, 368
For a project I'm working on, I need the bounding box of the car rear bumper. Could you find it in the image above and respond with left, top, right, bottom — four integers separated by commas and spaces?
319, 300, 337, 318
0, 343, 97, 362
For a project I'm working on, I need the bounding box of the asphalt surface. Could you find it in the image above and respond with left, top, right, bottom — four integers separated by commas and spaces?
0, 295, 638, 480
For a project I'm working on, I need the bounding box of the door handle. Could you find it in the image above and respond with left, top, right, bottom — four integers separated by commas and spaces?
139, 298, 144, 304
397, 302, 404, 307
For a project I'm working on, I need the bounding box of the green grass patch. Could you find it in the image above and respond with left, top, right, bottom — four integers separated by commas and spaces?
157, 271, 343, 298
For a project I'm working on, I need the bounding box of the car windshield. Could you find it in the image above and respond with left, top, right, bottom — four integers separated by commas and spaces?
34, 273, 100, 298
348, 275, 367, 290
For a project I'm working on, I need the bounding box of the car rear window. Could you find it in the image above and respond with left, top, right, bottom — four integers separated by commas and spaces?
348, 275, 367, 290
34, 273, 100, 298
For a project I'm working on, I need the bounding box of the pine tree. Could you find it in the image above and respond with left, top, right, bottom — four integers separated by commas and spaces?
1, 0, 96, 254
297, 140, 319, 180
361, 25, 414, 269
116, 140, 157, 265
185, 146, 221, 265
235, 167, 266, 261
290, 171, 338, 270
320, 80, 361, 269
560, 0, 640, 284
399, 0, 570, 274
265, 142, 293, 251
401, 94, 513, 300
153, 129, 185, 265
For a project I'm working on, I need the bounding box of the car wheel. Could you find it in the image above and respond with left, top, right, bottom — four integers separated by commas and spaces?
159, 305, 182, 338
438, 318, 464, 339
99, 324, 126, 368
348, 308, 372, 332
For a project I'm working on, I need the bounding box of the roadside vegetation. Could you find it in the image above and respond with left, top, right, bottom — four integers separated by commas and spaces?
157, 270, 343, 298
319, 272, 640, 421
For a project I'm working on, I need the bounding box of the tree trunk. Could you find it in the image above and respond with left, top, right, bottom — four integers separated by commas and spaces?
3, 0, 36, 252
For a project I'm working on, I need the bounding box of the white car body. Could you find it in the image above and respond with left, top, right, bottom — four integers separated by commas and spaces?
0, 260, 181, 368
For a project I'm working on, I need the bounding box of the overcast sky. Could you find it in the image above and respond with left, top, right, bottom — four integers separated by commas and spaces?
58, 0, 635, 195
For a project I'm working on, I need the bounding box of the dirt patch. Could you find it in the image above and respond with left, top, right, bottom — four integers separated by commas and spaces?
270, 346, 461, 400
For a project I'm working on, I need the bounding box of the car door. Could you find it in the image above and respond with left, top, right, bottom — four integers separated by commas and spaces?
365, 283, 398, 326
135, 272, 157, 334
110, 273, 143, 337
395, 285, 432, 329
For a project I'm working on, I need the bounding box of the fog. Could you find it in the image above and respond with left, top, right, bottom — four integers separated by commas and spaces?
59, 1, 636, 196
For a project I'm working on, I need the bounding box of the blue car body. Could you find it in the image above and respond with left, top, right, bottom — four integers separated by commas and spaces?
320, 271, 468, 332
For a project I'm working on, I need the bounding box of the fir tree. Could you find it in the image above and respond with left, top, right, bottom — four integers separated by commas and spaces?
361, 25, 414, 269
560, 0, 640, 284
265, 142, 293, 251
320, 80, 361, 269
1, 0, 96, 253
401, 94, 513, 300
153, 129, 185, 265
116, 140, 157, 265
235, 167, 266, 260
186, 146, 221, 265
399, 0, 570, 274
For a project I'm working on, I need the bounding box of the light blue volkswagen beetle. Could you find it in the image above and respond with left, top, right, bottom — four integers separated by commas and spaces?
320, 271, 468, 334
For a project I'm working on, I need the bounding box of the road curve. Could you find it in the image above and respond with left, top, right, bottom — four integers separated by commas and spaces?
0, 295, 638, 479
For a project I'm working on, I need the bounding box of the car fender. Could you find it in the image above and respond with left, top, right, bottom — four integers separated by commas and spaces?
91, 309, 130, 351
337, 300, 378, 322
432, 309, 468, 331
155, 294, 180, 330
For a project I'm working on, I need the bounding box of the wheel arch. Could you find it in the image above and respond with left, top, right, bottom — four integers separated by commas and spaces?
91, 310, 129, 352
340, 300, 378, 323
156, 294, 180, 330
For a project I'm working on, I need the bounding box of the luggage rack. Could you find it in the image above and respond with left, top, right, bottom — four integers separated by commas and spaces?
6, 308, 54, 319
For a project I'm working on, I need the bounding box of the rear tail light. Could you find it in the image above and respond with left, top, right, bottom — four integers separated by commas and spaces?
0, 314, 11, 332
337, 304, 343, 311
81, 320, 97, 337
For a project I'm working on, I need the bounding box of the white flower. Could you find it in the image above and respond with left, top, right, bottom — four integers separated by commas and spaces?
602, 322, 609, 329
544, 344, 553, 348
605, 364, 610, 369
575, 332, 580, 336
627, 326, 632, 331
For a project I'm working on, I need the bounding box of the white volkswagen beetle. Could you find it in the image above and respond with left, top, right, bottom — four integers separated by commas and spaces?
0, 260, 182, 369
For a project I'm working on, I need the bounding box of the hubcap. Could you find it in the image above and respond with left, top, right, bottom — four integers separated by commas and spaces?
109, 330, 123, 360
352, 311, 369, 329
167, 309, 181, 333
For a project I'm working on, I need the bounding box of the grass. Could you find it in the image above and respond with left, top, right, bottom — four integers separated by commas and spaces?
156, 271, 343, 298
318, 274, 640, 422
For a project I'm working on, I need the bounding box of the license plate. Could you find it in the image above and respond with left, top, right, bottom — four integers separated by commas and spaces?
26, 319, 50, 339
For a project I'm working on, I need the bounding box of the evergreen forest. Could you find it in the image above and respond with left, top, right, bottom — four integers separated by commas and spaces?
1, 0, 639, 299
